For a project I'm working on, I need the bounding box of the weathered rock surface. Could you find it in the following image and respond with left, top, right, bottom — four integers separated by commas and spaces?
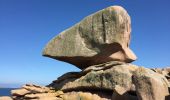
6, 84, 111, 100
2, 64, 170, 100
48, 63, 170, 100
43, 6, 137, 69
49, 62, 138, 93
10, 84, 63, 100
133, 67, 170, 100
112, 92, 138, 100
0, 96, 12, 100
152, 67, 170, 82
62, 91, 111, 100
11, 84, 52, 97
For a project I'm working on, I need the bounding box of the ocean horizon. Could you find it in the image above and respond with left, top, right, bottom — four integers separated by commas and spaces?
0, 88, 16, 96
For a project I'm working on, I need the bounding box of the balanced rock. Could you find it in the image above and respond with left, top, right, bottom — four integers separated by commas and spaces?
43, 6, 137, 69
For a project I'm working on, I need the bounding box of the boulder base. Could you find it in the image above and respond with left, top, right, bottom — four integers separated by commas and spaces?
5, 63, 170, 100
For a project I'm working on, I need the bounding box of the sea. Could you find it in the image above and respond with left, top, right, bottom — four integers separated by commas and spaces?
0, 88, 16, 96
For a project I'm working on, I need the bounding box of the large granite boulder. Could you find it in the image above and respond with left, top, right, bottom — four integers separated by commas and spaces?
48, 62, 138, 93
133, 67, 170, 100
43, 6, 137, 69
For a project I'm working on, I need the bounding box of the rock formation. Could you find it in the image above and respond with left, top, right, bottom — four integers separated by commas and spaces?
1, 5, 170, 100
43, 6, 137, 69
2, 64, 170, 100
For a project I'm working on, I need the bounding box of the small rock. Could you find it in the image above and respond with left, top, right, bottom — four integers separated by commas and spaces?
11, 88, 30, 96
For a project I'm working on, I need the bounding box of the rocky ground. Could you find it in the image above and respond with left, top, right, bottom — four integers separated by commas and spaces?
1, 62, 170, 100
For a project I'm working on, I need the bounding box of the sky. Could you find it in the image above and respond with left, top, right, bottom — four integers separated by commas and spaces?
0, 0, 170, 87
